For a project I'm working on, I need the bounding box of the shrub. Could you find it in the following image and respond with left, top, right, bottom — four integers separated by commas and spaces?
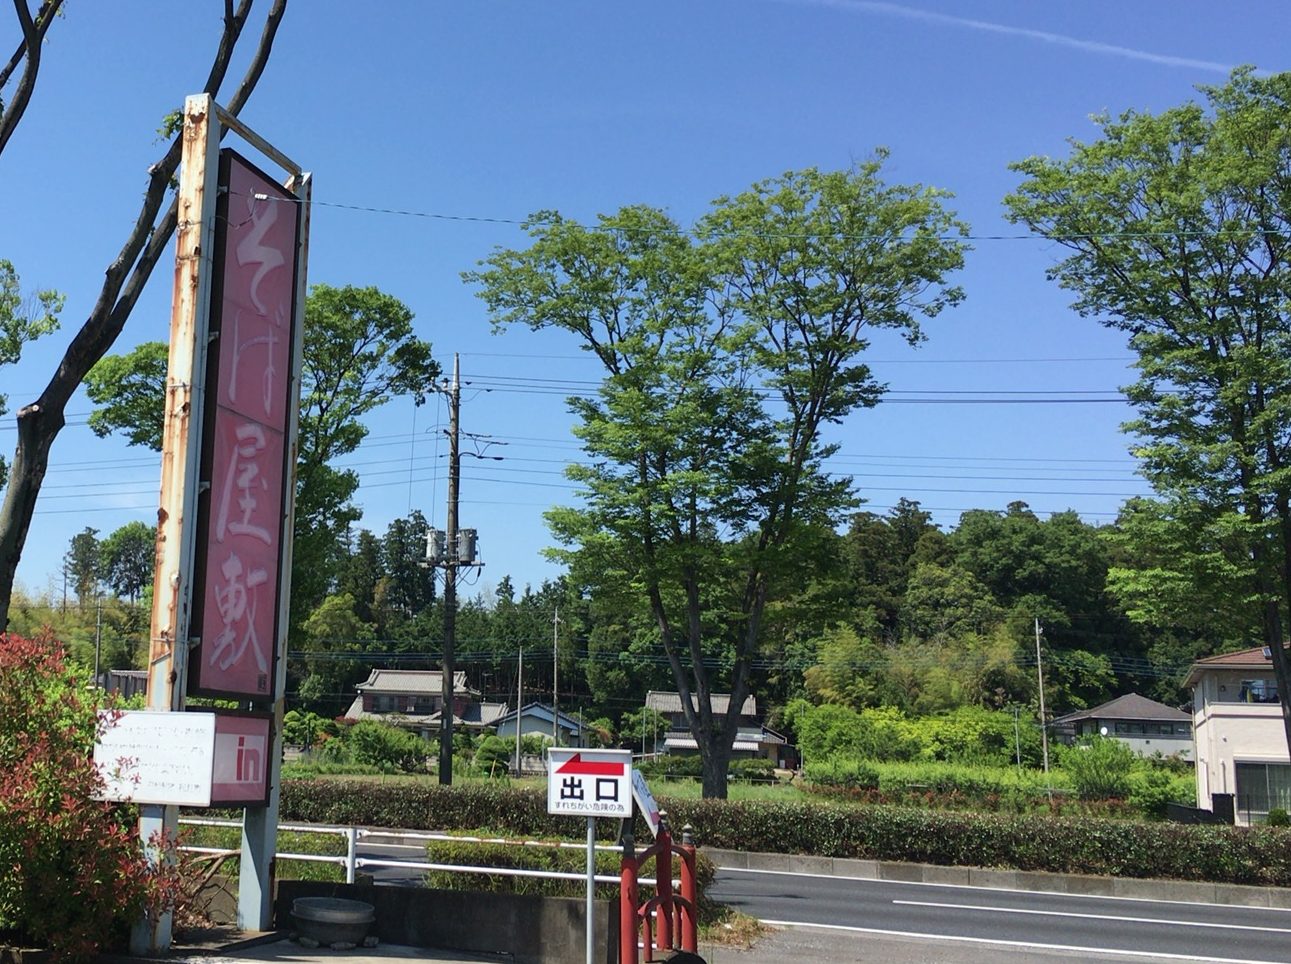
320, 719, 429, 773
278, 780, 1291, 887
0, 633, 153, 960
1063, 736, 1135, 799
474, 735, 514, 776
803, 758, 880, 791
1128, 769, 1194, 817
1267, 808, 1290, 827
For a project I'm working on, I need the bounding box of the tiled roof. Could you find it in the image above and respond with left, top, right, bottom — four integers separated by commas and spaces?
645, 690, 757, 716
354, 668, 475, 695
1052, 692, 1189, 725
1191, 646, 1277, 668
1184, 645, 1291, 687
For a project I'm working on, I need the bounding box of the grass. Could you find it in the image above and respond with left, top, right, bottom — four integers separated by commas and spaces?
699, 907, 773, 948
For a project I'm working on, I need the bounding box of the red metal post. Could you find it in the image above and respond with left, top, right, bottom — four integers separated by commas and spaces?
655, 825, 674, 953
679, 825, 698, 952
619, 835, 639, 964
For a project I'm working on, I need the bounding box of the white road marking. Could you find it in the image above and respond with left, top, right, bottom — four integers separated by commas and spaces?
761, 918, 1288, 964
893, 899, 1291, 934
721, 866, 1291, 914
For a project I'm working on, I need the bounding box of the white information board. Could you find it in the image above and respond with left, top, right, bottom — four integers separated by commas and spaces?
546, 748, 632, 818
94, 710, 216, 807
631, 768, 662, 838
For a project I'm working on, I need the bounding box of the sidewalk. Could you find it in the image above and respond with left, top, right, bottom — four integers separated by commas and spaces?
141, 927, 1183, 964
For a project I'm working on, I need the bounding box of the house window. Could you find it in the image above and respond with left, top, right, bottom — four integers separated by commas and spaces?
1236, 762, 1291, 818
1239, 680, 1280, 704
375, 695, 396, 712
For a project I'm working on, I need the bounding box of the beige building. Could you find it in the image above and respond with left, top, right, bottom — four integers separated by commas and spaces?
1187, 647, 1291, 824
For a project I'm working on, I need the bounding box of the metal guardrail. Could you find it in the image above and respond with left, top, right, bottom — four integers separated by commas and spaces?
178, 819, 663, 887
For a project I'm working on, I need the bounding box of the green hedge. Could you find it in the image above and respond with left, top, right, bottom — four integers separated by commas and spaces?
279, 780, 1291, 886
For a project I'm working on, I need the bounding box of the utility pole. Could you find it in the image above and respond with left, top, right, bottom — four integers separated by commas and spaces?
552, 606, 561, 746
439, 355, 461, 786
515, 646, 524, 775
93, 594, 103, 684
1035, 617, 1050, 783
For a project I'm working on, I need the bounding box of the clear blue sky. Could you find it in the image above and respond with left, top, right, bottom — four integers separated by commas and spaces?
1, 1, 1287, 601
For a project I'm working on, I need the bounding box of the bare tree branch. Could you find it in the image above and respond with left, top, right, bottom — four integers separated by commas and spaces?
0, 0, 290, 626
0, 0, 64, 155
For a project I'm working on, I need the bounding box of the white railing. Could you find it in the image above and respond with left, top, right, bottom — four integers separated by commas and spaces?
177, 820, 661, 887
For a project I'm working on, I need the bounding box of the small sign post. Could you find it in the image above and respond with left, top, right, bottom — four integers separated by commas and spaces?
631, 768, 661, 839
547, 748, 632, 964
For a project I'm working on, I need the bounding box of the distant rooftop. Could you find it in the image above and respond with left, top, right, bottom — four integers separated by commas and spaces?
645, 690, 757, 716
1053, 692, 1188, 725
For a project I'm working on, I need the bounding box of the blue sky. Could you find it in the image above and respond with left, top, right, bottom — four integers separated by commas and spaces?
1, 1, 1287, 602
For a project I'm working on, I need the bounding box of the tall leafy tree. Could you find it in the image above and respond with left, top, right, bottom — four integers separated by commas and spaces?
62, 526, 99, 606
1006, 68, 1291, 752
0, 0, 289, 629
468, 162, 968, 797
98, 520, 155, 602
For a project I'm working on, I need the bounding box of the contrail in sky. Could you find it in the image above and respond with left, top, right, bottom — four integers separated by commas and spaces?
771, 0, 1237, 74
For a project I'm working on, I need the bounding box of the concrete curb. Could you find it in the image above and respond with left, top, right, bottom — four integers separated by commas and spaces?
704, 847, 1291, 908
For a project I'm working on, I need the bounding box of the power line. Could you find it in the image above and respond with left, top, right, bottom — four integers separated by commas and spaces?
239, 189, 1291, 245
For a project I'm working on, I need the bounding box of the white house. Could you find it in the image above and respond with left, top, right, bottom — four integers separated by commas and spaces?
1187, 646, 1291, 824
1051, 693, 1192, 760
495, 702, 587, 746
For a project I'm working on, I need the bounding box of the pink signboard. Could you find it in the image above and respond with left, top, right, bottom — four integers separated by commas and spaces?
191, 151, 301, 699
210, 711, 273, 806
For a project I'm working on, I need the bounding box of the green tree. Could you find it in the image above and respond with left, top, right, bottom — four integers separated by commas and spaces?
378, 511, 436, 627
83, 341, 168, 450
63, 526, 100, 606
0, 260, 61, 490
900, 562, 1003, 641
0, 2, 289, 630
468, 162, 967, 797
297, 592, 376, 714
98, 520, 155, 602
292, 285, 438, 613
1006, 68, 1291, 753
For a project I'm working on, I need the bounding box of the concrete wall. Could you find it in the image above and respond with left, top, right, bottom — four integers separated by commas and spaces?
1194, 684, 1288, 823
276, 881, 618, 964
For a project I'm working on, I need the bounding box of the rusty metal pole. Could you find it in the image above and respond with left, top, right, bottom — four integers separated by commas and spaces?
132, 92, 220, 956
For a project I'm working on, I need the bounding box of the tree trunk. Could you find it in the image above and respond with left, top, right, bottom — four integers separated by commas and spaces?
0, 401, 61, 625
699, 736, 731, 799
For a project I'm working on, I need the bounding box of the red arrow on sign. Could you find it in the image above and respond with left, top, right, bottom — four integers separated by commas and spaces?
555, 753, 626, 777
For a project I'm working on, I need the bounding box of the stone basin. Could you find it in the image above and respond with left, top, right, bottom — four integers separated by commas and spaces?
290, 896, 375, 947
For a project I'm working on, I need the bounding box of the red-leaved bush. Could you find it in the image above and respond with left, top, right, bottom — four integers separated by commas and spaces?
0, 632, 155, 960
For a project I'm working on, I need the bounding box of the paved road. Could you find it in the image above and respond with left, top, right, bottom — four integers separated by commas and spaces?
710, 867, 1291, 963
353, 834, 1291, 962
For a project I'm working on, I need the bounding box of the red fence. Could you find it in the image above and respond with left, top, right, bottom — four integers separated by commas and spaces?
619, 820, 698, 963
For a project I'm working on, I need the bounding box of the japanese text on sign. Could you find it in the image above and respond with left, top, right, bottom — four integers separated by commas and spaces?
194, 151, 300, 698
546, 749, 632, 818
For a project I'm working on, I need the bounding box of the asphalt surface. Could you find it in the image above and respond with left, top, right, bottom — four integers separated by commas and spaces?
710, 867, 1291, 963
348, 833, 1291, 962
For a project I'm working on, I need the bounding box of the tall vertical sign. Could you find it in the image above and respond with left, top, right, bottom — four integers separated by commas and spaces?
189, 150, 301, 700
136, 92, 310, 953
